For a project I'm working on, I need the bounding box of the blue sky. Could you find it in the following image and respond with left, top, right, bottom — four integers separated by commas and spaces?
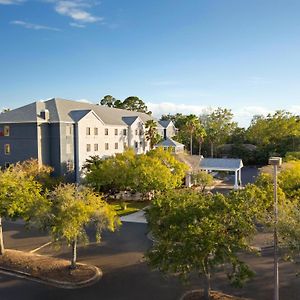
1, 0, 300, 127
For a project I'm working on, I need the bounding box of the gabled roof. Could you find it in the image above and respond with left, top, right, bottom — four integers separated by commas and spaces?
156, 137, 184, 148
199, 158, 243, 171
0, 98, 153, 125
122, 116, 140, 126
158, 120, 173, 128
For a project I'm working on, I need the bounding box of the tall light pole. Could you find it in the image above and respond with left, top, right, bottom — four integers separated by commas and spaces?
268, 157, 282, 300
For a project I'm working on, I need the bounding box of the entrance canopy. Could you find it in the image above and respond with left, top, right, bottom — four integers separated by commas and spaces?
199, 158, 243, 189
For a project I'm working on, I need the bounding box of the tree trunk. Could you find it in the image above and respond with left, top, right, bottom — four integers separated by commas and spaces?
0, 217, 4, 255
203, 257, 211, 300
199, 140, 202, 156
203, 271, 211, 300
70, 239, 77, 269
210, 142, 214, 158
190, 134, 193, 156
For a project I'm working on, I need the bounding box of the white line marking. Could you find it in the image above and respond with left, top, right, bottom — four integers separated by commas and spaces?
30, 241, 52, 253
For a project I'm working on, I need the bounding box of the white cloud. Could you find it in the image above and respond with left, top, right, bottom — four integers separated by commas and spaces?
147, 102, 213, 118
0, 0, 24, 5
147, 102, 300, 128
55, 0, 102, 23
69, 22, 86, 28
11, 20, 61, 31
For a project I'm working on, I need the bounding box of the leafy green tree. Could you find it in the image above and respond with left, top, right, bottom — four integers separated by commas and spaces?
191, 171, 214, 192
0, 165, 46, 255
122, 96, 151, 114
247, 111, 300, 163
85, 149, 136, 193
85, 148, 188, 197
38, 184, 120, 269
146, 189, 256, 300
202, 108, 237, 157
99, 95, 118, 107
145, 120, 161, 149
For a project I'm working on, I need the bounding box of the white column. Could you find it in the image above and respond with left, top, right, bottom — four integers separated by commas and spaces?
234, 170, 238, 189
239, 168, 242, 187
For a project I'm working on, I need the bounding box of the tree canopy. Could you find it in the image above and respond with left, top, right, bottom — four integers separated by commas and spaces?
146, 189, 257, 299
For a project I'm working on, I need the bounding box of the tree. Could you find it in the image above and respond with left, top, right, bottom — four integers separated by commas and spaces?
146, 189, 256, 300
191, 171, 214, 192
247, 111, 300, 163
183, 115, 202, 155
202, 108, 237, 157
99, 95, 118, 107
85, 148, 188, 197
0, 165, 46, 255
145, 120, 161, 149
38, 184, 120, 269
195, 123, 207, 156
85, 149, 136, 193
122, 96, 151, 114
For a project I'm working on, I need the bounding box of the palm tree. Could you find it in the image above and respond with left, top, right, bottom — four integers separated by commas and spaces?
145, 120, 160, 149
184, 115, 201, 155
195, 126, 206, 156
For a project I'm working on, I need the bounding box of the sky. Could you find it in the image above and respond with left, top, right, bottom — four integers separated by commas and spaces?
1, 0, 300, 127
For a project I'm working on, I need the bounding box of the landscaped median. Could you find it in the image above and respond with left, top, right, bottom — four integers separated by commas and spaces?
0, 249, 102, 289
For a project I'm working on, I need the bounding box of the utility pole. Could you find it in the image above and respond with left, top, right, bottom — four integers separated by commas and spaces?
268, 157, 282, 300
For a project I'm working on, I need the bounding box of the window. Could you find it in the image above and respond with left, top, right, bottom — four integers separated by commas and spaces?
86, 127, 91, 135
135, 129, 138, 135
135, 141, 138, 148
66, 143, 71, 154
4, 144, 10, 155
139, 129, 143, 136
115, 142, 118, 150
66, 125, 71, 136
105, 143, 109, 150
94, 144, 98, 151
94, 128, 98, 136
124, 142, 127, 149
4, 126, 10, 137
115, 129, 118, 135
86, 144, 91, 152
105, 128, 109, 135
66, 160, 74, 172
5, 162, 10, 169
123, 129, 127, 136
140, 141, 143, 146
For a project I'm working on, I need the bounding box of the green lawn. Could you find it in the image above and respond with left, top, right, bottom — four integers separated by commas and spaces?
111, 201, 150, 216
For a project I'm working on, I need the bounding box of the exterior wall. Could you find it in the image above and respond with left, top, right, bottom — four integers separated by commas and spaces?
75, 112, 128, 181
48, 123, 61, 177
0, 123, 39, 167
157, 124, 177, 139
128, 119, 149, 154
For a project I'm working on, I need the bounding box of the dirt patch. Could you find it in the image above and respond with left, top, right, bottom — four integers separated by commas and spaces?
0, 249, 98, 283
183, 290, 248, 300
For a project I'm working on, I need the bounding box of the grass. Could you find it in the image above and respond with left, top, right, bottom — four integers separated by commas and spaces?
111, 201, 150, 216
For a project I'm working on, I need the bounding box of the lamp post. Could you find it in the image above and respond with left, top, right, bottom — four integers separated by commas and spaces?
268, 156, 282, 300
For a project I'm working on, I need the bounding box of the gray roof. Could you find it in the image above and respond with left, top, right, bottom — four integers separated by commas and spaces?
156, 137, 184, 148
0, 98, 153, 125
122, 116, 139, 126
158, 120, 172, 128
199, 158, 243, 171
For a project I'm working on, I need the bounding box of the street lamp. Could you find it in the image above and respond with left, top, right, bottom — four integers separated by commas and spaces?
268, 156, 282, 300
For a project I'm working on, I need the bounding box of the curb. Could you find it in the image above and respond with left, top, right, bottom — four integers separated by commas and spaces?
0, 263, 102, 289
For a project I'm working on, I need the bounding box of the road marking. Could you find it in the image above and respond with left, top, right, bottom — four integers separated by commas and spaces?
30, 241, 52, 253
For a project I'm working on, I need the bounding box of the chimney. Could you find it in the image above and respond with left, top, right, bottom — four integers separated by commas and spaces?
41, 109, 50, 121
